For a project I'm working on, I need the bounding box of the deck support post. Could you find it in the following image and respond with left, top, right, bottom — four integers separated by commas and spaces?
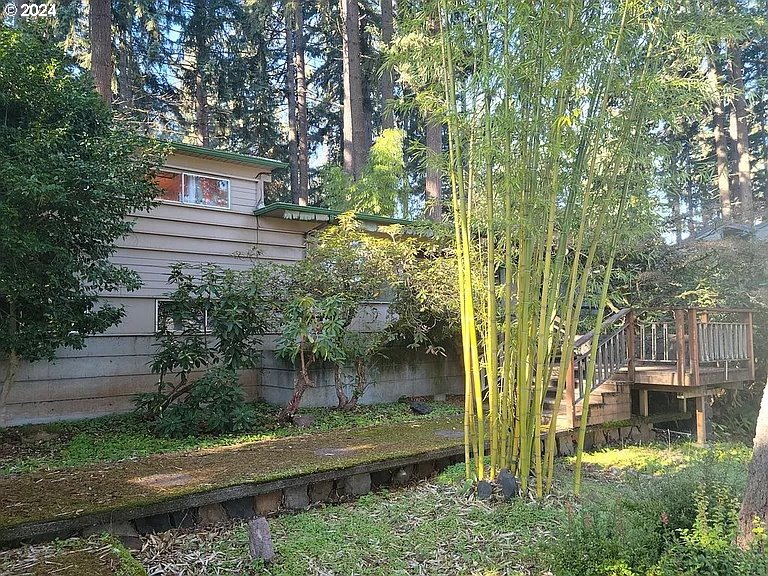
695, 395, 709, 446
626, 310, 636, 383
565, 358, 576, 429
639, 390, 649, 417
674, 309, 686, 387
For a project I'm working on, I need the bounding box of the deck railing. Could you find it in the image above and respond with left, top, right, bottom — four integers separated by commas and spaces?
566, 309, 633, 409
634, 308, 755, 387
563, 307, 755, 426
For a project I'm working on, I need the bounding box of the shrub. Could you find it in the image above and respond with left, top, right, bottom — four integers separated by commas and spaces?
152, 368, 255, 438
135, 262, 277, 436
650, 483, 768, 576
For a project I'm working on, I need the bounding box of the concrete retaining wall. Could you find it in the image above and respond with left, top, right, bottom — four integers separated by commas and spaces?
259, 347, 464, 407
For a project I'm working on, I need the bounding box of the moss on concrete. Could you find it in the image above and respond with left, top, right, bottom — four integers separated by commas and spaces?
0, 417, 463, 530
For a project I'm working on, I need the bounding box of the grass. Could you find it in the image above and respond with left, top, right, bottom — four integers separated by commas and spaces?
0, 400, 463, 476
0, 534, 146, 576
1, 441, 757, 575
131, 441, 754, 576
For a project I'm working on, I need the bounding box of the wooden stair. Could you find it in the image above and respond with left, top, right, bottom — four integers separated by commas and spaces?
542, 365, 631, 430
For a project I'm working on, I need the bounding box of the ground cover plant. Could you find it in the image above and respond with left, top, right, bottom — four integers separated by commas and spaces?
113, 442, 760, 575
0, 400, 462, 476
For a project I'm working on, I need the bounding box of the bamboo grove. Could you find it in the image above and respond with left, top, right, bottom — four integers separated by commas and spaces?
432, 0, 684, 496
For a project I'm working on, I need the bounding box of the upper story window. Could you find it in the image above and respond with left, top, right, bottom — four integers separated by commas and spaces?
156, 170, 231, 209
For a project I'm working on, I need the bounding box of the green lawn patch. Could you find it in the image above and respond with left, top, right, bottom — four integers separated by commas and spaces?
132, 442, 757, 576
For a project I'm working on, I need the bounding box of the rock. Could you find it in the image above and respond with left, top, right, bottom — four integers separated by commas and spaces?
248, 517, 275, 563
476, 480, 493, 500
21, 430, 59, 444
410, 401, 432, 415
223, 497, 256, 519
606, 427, 621, 444
433, 393, 447, 402
197, 503, 229, 525
370, 470, 391, 487
134, 513, 173, 534
558, 435, 575, 456
309, 480, 335, 503
254, 491, 282, 515
434, 457, 452, 473
82, 521, 141, 550
291, 414, 316, 428
498, 469, 519, 500
415, 461, 435, 479
283, 485, 309, 510
339, 473, 371, 497
391, 466, 413, 487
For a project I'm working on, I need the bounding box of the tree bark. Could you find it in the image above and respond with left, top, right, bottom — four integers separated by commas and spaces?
0, 302, 19, 428
727, 41, 754, 224
295, 0, 309, 206
285, 5, 299, 200
709, 59, 732, 223
341, 0, 368, 179
89, 0, 113, 103
739, 378, 768, 548
116, 11, 133, 110
425, 119, 442, 220
380, 0, 395, 130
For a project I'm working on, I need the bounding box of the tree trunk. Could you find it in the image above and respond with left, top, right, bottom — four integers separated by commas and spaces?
0, 350, 18, 429
116, 17, 133, 110
425, 119, 442, 220
738, 378, 768, 548
671, 193, 682, 244
727, 41, 754, 224
89, 0, 113, 103
709, 59, 732, 223
341, 0, 368, 179
285, 5, 299, 201
0, 302, 19, 428
380, 0, 395, 130
295, 0, 309, 206
195, 72, 209, 146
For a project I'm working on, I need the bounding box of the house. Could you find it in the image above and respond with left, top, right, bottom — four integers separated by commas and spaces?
1, 143, 462, 426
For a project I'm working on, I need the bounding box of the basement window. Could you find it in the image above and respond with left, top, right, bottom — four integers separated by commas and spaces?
155, 300, 213, 333
156, 170, 231, 209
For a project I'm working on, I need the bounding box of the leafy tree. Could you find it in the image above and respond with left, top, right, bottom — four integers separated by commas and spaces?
136, 261, 281, 435
323, 128, 407, 216
0, 29, 166, 426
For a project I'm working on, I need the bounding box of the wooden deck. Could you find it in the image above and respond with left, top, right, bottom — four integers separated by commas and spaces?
555, 307, 756, 444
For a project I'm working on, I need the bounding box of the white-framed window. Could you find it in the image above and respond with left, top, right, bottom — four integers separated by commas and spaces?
155, 300, 214, 333
155, 170, 231, 209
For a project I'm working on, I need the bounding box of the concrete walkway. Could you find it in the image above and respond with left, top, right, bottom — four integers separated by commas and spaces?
0, 417, 465, 543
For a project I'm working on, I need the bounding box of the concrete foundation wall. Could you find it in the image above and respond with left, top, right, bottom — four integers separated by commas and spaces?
1, 338, 462, 426
259, 347, 464, 407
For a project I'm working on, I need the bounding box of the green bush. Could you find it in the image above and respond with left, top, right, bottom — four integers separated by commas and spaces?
547, 470, 767, 576
152, 368, 255, 438
650, 483, 768, 576
135, 262, 277, 436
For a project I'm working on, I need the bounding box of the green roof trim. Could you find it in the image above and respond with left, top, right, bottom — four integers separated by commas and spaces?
253, 202, 416, 226
167, 141, 287, 170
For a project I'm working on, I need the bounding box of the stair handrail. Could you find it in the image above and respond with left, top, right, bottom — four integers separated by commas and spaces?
566, 308, 633, 425
572, 308, 632, 350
